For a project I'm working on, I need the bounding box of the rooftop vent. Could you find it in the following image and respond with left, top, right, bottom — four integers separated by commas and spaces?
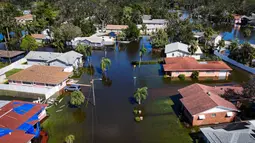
207, 92, 211, 96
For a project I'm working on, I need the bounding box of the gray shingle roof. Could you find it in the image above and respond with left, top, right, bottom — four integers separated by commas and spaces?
201, 120, 255, 143
164, 42, 203, 54
26, 51, 82, 65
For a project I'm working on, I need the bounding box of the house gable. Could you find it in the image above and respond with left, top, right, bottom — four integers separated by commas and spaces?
198, 106, 238, 115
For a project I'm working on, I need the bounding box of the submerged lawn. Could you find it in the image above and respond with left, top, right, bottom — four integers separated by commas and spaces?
42, 95, 89, 143
137, 97, 192, 143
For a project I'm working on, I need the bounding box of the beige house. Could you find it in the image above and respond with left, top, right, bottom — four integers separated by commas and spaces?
163, 57, 232, 80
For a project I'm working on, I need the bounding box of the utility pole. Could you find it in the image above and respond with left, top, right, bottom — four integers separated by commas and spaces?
91, 78, 102, 106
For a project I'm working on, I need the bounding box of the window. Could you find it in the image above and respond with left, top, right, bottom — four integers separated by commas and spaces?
172, 53, 174, 56
198, 115, 205, 120
211, 113, 216, 117
226, 112, 233, 117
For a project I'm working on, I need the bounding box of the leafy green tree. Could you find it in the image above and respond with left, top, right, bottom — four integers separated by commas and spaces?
243, 78, 255, 98
65, 134, 75, 143
204, 27, 214, 47
100, 57, 111, 74
139, 45, 147, 67
243, 28, 251, 38
151, 29, 169, 49
188, 40, 198, 55
191, 71, 199, 79
74, 19, 96, 37
20, 35, 38, 51
70, 91, 85, 106
121, 6, 133, 24
229, 42, 255, 66
217, 39, 225, 51
134, 87, 148, 104
123, 23, 140, 41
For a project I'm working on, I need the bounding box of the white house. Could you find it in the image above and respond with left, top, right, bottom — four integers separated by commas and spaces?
71, 36, 114, 47
164, 42, 203, 60
105, 25, 128, 33
138, 15, 168, 34
15, 14, 33, 24
25, 51, 83, 69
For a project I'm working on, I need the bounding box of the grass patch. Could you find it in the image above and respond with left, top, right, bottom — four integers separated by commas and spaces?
0, 62, 9, 68
137, 98, 192, 143
42, 95, 89, 143
5, 69, 22, 77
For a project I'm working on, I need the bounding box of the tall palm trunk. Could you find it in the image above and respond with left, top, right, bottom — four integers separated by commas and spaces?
4, 36, 11, 63
138, 99, 141, 104
6, 27, 10, 41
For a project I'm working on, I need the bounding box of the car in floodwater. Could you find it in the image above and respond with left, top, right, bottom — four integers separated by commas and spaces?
64, 85, 81, 92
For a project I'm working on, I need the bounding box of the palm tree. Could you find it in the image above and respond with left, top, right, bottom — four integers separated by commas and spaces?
188, 40, 198, 55
76, 44, 92, 66
228, 40, 239, 52
141, 24, 147, 35
65, 134, 75, 143
134, 87, 148, 104
139, 45, 147, 67
100, 57, 111, 74
217, 39, 225, 52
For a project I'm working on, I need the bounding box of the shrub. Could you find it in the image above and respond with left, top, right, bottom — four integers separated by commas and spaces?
178, 74, 185, 80
133, 109, 138, 114
135, 116, 142, 122
163, 75, 169, 78
191, 71, 199, 79
70, 91, 85, 106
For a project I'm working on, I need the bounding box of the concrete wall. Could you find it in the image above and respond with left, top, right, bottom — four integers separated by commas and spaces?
0, 58, 29, 75
170, 71, 229, 78
192, 111, 236, 126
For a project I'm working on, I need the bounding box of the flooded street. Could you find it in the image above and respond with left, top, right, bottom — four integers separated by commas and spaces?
41, 37, 254, 143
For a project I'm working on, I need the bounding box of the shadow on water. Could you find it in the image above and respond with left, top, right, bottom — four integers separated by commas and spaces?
128, 96, 137, 105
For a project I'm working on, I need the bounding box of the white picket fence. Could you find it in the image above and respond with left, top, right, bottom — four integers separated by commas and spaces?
214, 51, 255, 74
0, 84, 60, 99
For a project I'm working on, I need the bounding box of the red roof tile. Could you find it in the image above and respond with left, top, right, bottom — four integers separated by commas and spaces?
178, 84, 241, 115
163, 57, 232, 72
15, 14, 33, 20
31, 34, 46, 39
0, 100, 47, 143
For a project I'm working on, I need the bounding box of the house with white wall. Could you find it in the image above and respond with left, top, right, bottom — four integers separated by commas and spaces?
164, 42, 203, 60
8, 65, 71, 91
25, 51, 83, 69
15, 14, 33, 24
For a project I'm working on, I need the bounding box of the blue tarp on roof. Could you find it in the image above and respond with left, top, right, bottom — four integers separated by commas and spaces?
26, 113, 39, 122
109, 32, 116, 37
0, 34, 3, 41
17, 123, 33, 132
0, 128, 12, 137
13, 103, 35, 115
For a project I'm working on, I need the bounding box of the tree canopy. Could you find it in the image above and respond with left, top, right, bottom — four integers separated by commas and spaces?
20, 35, 38, 51
70, 91, 85, 106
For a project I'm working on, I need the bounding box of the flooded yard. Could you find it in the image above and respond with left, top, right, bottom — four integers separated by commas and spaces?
0, 36, 250, 143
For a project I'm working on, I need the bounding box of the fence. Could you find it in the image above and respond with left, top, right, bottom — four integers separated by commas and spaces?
214, 51, 255, 74
0, 84, 60, 99
0, 58, 29, 75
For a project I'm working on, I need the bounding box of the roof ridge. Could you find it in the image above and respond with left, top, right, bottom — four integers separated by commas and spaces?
197, 84, 219, 107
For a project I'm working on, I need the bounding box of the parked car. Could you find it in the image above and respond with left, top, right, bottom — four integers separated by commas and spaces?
64, 85, 81, 92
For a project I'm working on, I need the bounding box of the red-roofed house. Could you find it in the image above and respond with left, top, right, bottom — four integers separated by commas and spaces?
163, 57, 232, 80
178, 83, 242, 126
0, 100, 47, 143
15, 14, 33, 24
